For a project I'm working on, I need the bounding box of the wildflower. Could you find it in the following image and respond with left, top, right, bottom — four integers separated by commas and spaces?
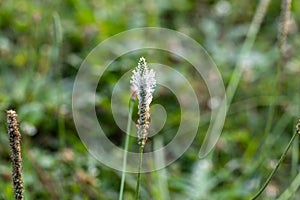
130, 57, 156, 147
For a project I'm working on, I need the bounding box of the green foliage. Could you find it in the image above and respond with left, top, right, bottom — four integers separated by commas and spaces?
0, 0, 300, 199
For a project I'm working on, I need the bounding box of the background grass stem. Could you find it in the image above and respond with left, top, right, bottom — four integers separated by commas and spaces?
251, 127, 299, 199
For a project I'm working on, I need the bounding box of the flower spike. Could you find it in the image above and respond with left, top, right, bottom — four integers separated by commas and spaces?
130, 57, 156, 147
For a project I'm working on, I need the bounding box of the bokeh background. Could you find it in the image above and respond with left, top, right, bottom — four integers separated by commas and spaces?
0, 0, 300, 199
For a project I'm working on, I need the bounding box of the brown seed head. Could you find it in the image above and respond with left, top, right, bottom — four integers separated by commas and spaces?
7, 110, 24, 200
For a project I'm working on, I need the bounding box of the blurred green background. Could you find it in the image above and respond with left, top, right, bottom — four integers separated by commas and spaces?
0, 0, 300, 199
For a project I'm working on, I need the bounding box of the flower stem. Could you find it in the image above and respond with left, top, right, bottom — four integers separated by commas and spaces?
251, 128, 299, 199
135, 146, 144, 200
119, 99, 135, 200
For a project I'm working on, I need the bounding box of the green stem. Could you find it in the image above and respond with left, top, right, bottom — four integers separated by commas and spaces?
52, 13, 65, 147
225, 0, 270, 106
135, 146, 144, 200
251, 129, 299, 200
199, 0, 270, 158
119, 99, 135, 200
262, 52, 282, 143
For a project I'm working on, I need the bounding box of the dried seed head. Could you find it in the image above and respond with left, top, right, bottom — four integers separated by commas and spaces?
7, 110, 24, 200
278, 0, 292, 60
130, 57, 156, 147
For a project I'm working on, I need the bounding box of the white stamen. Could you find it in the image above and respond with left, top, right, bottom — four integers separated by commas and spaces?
130, 57, 156, 146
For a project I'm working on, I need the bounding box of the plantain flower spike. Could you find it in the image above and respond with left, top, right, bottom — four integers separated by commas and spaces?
130, 57, 156, 147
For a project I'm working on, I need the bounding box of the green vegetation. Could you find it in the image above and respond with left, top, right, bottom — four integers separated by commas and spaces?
1, 0, 300, 199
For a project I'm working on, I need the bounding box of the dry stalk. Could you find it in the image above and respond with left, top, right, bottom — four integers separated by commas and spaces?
7, 110, 24, 200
